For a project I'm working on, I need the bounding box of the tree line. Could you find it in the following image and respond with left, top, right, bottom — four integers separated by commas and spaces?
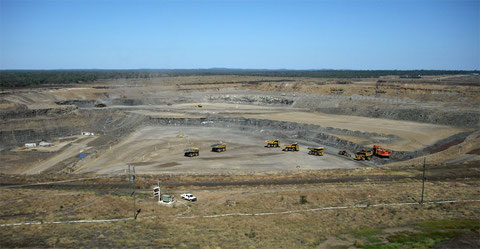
0, 69, 477, 88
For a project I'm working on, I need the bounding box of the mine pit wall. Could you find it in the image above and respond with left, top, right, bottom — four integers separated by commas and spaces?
0, 110, 146, 150
0, 105, 77, 120
312, 105, 480, 129
55, 94, 480, 128
208, 94, 480, 129
56, 96, 195, 107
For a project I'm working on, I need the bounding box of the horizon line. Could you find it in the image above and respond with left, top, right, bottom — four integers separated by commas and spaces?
1, 68, 479, 71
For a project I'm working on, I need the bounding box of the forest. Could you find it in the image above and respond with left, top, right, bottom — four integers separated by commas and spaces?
0, 69, 477, 88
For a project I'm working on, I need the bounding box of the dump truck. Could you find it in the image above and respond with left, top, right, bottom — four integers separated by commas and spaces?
184, 147, 200, 157
211, 143, 226, 152
338, 150, 351, 157
308, 147, 324, 156
283, 143, 299, 152
373, 145, 391, 158
265, 139, 280, 148
354, 150, 373, 160
94, 103, 106, 108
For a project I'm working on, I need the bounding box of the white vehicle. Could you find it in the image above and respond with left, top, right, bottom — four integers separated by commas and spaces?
181, 193, 197, 202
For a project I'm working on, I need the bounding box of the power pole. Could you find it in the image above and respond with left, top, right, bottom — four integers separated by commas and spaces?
421, 157, 426, 204
158, 180, 161, 202
128, 164, 131, 198
132, 166, 136, 219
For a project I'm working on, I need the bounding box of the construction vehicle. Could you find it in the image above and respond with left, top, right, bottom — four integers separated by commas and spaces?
265, 139, 280, 148
308, 147, 324, 156
283, 143, 299, 152
354, 150, 373, 160
94, 103, 106, 108
184, 147, 200, 157
211, 143, 226, 152
338, 150, 351, 157
372, 145, 391, 158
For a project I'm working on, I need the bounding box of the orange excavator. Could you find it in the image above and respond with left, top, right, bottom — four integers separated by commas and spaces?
372, 145, 391, 158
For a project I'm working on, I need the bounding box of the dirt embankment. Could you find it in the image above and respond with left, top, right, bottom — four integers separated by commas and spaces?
0, 110, 145, 149
204, 92, 479, 128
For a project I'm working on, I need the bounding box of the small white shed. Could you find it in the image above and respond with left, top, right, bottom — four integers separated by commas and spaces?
39, 141, 53, 147
25, 143, 37, 148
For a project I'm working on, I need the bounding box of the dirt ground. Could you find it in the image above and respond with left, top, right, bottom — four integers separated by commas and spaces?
1, 166, 478, 248
76, 126, 362, 175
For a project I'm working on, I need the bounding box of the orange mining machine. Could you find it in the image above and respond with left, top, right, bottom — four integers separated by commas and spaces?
372, 145, 391, 158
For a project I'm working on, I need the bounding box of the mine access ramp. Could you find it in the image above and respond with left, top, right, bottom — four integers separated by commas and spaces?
184, 147, 200, 157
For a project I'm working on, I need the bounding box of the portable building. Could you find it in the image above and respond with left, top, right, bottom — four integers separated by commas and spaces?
25, 143, 37, 148
39, 141, 53, 147
161, 194, 175, 203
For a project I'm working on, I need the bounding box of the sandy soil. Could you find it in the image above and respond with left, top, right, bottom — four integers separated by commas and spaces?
76, 126, 362, 175
244, 112, 468, 151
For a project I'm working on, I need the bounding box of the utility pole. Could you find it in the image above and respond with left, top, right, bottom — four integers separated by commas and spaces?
128, 164, 131, 198
158, 180, 161, 202
421, 157, 426, 204
132, 165, 136, 219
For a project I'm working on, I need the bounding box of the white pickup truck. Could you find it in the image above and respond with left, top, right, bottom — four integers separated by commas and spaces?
181, 193, 197, 201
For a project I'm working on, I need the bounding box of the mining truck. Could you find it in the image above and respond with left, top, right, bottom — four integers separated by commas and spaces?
184, 147, 200, 157
211, 143, 227, 152
283, 143, 299, 152
94, 103, 106, 108
265, 139, 280, 148
308, 147, 324, 156
338, 150, 351, 157
354, 150, 373, 160
372, 145, 391, 158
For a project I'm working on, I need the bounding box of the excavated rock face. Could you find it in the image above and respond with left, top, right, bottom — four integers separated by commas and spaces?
208, 95, 294, 105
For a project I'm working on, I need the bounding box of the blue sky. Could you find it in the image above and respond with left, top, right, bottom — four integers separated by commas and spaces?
0, 0, 478, 70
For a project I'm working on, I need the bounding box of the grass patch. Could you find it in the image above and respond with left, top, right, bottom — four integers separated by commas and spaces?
353, 228, 382, 243
416, 219, 480, 231
363, 219, 479, 249
385, 230, 459, 248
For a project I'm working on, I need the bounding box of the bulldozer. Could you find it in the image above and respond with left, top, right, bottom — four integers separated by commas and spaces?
265, 139, 280, 148
283, 143, 299, 152
372, 145, 391, 158
354, 150, 373, 160
308, 147, 324, 156
338, 150, 351, 157
184, 147, 200, 157
211, 143, 226, 152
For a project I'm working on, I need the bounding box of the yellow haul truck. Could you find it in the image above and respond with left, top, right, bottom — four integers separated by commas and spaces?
265, 139, 280, 148
354, 150, 373, 160
283, 143, 299, 152
184, 147, 200, 157
211, 143, 227, 152
338, 150, 351, 157
308, 147, 324, 156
